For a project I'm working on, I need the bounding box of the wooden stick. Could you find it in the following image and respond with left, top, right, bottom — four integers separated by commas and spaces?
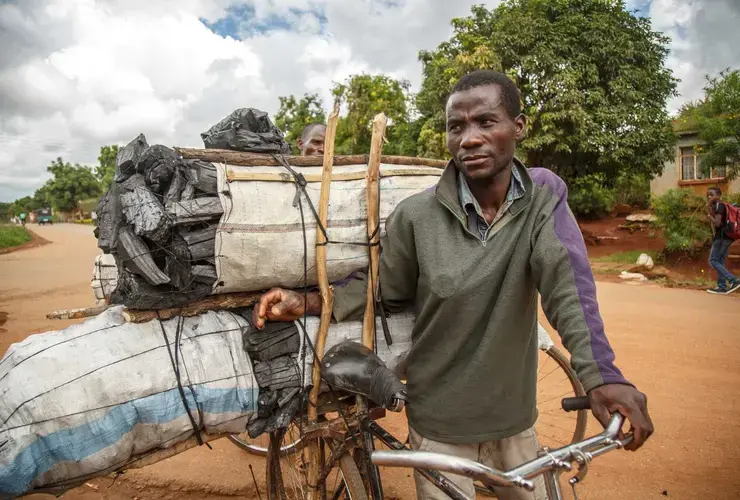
306, 103, 340, 500
122, 291, 263, 323
46, 305, 110, 320
176, 148, 447, 168
124, 432, 228, 470
362, 113, 388, 350
226, 168, 441, 183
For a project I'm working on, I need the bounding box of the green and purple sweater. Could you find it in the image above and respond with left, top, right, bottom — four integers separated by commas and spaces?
332, 160, 629, 444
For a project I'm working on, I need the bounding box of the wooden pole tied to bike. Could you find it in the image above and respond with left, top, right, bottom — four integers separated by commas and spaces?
305, 102, 340, 500
362, 113, 388, 351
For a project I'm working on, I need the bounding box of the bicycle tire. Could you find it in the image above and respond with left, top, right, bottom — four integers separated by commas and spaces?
337, 453, 370, 500
474, 345, 587, 497
228, 432, 303, 457
265, 434, 369, 500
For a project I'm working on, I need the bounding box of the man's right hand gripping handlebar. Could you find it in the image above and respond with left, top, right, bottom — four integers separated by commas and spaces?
252, 288, 322, 329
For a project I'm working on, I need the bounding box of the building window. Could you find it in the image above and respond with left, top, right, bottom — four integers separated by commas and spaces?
680, 146, 726, 180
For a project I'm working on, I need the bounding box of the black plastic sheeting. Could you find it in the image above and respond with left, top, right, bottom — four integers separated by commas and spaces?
201, 108, 291, 154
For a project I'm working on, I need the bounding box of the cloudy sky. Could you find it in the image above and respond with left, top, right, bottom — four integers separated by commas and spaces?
1, 0, 739, 202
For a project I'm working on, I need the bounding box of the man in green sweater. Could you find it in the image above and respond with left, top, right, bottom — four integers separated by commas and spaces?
253, 70, 653, 499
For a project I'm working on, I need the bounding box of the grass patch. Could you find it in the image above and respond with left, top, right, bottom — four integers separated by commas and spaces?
592, 250, 660, 264
0, 225, 32, 249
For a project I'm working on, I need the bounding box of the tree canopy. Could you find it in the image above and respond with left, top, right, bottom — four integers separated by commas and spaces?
96, 145, 119, 191
332, 74, 414, 155
45, 158, 102, 212
416, 0, 678, 183
686, 69, 740, 180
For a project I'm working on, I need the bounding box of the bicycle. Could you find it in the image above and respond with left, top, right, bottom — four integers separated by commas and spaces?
260, 339, 597, 500
229, 325, 588, 464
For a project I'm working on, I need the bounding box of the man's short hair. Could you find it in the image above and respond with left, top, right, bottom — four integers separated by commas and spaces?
709, 186, 722, 196
449, 70, 521, 119
300, 123, 326, 141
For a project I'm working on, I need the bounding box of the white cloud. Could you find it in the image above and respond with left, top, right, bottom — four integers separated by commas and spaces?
650, 0, 740, 112
1, 0, 739, 202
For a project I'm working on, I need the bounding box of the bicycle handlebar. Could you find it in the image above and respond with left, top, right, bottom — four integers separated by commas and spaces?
371, 413, 632, 492
561, 395, 590, 412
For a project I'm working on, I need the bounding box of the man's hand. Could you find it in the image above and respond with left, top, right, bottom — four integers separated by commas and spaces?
588, 384, 653, 451
252, 288, 321, 329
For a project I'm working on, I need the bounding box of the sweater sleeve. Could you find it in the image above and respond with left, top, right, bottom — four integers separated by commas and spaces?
528, 169, 630, 392
333, 202, 418, 322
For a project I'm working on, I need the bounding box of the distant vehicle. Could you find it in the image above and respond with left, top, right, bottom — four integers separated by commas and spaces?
37, 208, 53, 225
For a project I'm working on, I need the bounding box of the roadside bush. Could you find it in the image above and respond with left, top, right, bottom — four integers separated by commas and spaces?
568, 173, 616, 219
652, 189, 711, 254
614, 172, 651, 209
725, 191, 740, 206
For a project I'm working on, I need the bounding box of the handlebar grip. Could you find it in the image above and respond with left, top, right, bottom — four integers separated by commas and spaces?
561, 396, 590, 412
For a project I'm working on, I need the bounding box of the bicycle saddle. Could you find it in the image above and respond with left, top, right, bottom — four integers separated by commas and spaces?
322, 341, 408, 412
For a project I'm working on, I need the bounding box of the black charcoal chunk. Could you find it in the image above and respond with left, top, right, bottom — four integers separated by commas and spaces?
257, 391, 280, 419
200, 108, 291, 154
181, 182, 195, 201
164, 167, 187, 205
139, 145, 178, 194
253, 356, 302, 391
264, 392, 302, 432
243, 322, 300, 362
165, 233, 192, 290
185, 160, 218, 195
115, 134, 148, 183
110, 270, 211, 310
116, 227, 170, 286
120, 186, 172, 245
182, 226, 217, 261
119, 173, 147, 192
247, 417, 268, 439
191, 265, 217, 286
166, 197, 223, 226
95, 184, 123, 253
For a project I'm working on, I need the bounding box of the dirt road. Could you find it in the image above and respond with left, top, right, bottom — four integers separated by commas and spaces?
3, 224, 740, 500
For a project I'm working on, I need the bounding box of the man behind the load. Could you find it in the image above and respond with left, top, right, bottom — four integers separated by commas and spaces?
255, 71, 653, 499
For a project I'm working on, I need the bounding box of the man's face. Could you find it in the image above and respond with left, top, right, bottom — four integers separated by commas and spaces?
446, 84, 526, 181
298, 126, 326, 156
707, 189, 721, 204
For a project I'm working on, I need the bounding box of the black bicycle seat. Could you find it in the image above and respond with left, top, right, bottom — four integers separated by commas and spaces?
322, 341, 408, 411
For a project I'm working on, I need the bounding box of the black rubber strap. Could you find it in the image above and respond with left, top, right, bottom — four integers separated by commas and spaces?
156, 312, 204, 446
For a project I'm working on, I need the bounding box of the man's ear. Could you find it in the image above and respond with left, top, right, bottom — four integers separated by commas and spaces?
515, 114, 528, 141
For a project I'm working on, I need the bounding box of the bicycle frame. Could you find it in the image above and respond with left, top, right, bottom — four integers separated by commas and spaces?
371, 413, 633, 500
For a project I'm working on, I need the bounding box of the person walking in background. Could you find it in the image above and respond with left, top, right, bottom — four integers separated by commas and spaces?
707, 187, 739, 295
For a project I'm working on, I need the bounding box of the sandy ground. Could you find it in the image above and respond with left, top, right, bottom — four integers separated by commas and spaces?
2, 224, 740, 500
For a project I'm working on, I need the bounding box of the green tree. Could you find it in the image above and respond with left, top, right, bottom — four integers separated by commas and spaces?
688, 69, 740, 180
332, 74, 412, 154
416, 0, 678, 182
274, 94, 327, 154
96, 145, 119, 191
0, 202, 10, 219
45, 158, 102, 212
10, 196, 35, 216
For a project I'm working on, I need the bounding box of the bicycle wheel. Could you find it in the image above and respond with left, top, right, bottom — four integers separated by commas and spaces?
266, 432, 369, 500
535, 345, 587, 448
228, 422, 303, 457
475, 345, 587, 497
